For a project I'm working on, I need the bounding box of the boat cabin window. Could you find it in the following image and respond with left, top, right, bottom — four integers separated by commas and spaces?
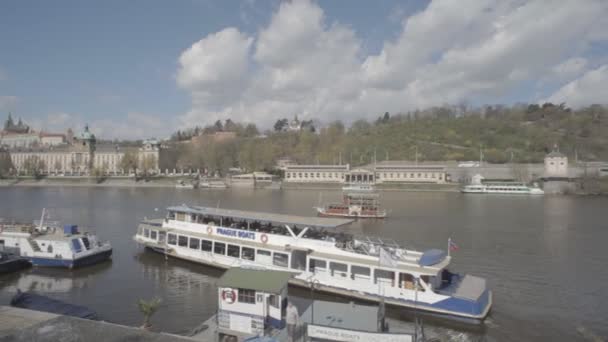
150, 230, 157, 240
273, 252, 289, 268
47, 245, 53, 253
144, 228, 150, 238
175, 212, 186, 221
178, 235, 188, 247
158, 231, 166, 243
190, 214, 196, 222
167, 211, 176, 220
238, 289, 256, 304
227, 244, 240, 258
189, 238, 200, 249
399, 273, 415, 289
290, 250, 307, 270
268, 294, 279, 308
242, 247, 255, 261
168, 233, 177, 245
309, 258, 327, 273
351, 265, 370, 280
330, 262, 348, 277
374, 269, 395, 287
214, 242, 226, 255
201, 239, 212, 252
81, 237, 90, 250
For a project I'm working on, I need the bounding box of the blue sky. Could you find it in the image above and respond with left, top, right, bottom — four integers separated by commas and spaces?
1, 0, 607, 139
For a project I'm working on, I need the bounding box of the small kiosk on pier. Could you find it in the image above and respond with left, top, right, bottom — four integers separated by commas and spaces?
193, 268, 292, 342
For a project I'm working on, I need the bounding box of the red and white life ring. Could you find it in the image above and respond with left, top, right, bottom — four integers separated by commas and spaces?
260, 233, 268, 244
221, 289, 236, 304
207, 226, 213, 235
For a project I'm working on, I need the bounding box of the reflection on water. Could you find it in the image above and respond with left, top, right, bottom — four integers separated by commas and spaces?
0, 187, 607, 340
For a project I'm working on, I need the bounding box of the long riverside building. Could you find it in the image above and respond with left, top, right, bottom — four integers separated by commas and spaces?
284, 162, 447, 184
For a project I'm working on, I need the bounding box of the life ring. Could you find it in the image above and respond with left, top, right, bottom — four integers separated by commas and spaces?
207, 226, 213, 235
260, 233, 268, 244
221, 289, 236, 304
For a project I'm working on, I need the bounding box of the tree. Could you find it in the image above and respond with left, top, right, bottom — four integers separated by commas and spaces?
214, 120, 224, 132
243, 123, 259, 137
224, 119, 238, 132
137, 298, 161, 330
140, 155, 157, 180
274, 118, 288, 132
120, 151, 139, 174
0, 151, 13, 178
23, 156, 45, 178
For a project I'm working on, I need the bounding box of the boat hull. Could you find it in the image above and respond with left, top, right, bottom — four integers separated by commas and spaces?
0, 257, 31, 274
27, 249, 113, 269
140, 242, 488, 322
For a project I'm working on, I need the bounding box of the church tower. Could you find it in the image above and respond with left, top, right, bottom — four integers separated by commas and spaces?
76, 125, 96, 172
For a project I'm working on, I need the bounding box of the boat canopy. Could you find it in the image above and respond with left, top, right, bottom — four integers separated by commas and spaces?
167, 205, 353, 229
418, 249, 447, 266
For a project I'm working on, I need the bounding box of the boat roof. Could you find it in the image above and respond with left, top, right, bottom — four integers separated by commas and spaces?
217, 268, 292, 293
167, 205, 353, 228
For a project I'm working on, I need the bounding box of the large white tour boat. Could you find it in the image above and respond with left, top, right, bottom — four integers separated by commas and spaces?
0, 210, 112, 268
134, 205, 492, 322
462, 182, 544, 195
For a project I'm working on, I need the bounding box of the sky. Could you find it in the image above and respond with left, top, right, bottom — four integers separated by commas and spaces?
1, 0, 607, 140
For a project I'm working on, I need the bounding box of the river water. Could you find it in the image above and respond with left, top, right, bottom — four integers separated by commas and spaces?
0, 187, 606, 341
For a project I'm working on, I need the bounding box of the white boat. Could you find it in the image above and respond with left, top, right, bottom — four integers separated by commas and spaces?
462, 182, 544, 195
199, 179, 228, 189
341, 183, 375, 192
0, 210, 112, 268
176, 180, 196, 189
134, 206, 492, 322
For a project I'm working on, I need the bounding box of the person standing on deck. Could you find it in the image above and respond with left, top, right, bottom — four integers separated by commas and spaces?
286, 301, 299, 342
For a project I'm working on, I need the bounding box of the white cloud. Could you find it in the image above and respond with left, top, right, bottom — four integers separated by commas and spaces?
177, 0, 608, 129
544, 65, 608, 107
0, 95, 18, 110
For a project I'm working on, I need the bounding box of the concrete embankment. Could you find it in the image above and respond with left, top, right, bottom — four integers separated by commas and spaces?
0, 306, 195, 342
0, 177, 179, 188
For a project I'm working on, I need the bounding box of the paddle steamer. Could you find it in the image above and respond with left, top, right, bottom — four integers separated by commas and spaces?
135, 205, 491, 322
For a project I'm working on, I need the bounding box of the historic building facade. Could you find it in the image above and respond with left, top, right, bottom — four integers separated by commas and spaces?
284, 161, 447, 184
0, 113, 66, 148
7, 125, 161, 175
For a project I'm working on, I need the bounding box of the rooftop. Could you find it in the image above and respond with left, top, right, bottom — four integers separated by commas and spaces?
217, 268, 292, 293
168, 205, 353, 228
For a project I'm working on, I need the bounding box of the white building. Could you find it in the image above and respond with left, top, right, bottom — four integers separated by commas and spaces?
544, 150, 568, 178
284, 161, 447, 184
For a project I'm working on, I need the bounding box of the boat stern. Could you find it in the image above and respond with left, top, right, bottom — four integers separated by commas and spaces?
433, 274, 492, 320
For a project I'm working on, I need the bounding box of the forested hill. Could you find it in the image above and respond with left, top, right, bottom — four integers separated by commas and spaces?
165, 103, 608, 173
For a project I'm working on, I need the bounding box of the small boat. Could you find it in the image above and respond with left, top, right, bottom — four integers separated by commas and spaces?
0, 250, 31, 274
176, 180, 196, 189
0, 209, 113, 268
341, 183, 375, 192
315, 192, 387, 219
199, 179, 228, 189
10, 290, 99, 320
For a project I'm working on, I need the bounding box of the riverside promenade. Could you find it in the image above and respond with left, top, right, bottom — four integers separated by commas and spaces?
0, 306, 196, 342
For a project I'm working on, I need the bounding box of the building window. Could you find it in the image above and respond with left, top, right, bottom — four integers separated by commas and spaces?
178, 235, 188, 247
227, 244, 240, 258
168, 233, 177, 245
242, 247, 255, 260
286, 173, 291, 178
273, 252, 289, 267
316, 173, 320, 178
189, 238, 200, 249
201, 239, 212, 252
238, 289, 256, 304
214, 242, 226, 255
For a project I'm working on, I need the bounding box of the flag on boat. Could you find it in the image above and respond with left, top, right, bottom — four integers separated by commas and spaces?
379, 247, 398, 267
448, 238, 459, 252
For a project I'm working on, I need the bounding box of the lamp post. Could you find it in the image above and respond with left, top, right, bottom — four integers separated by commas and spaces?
308, 279, 320, 324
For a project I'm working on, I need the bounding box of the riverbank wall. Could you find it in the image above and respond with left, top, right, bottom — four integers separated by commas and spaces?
0, 306, 195, 342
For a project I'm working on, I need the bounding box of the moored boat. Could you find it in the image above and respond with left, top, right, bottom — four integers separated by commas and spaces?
0, 250, 31, 274
315, 192, 387, 219
134, 205, 492, 322
0, 210, 112, 269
